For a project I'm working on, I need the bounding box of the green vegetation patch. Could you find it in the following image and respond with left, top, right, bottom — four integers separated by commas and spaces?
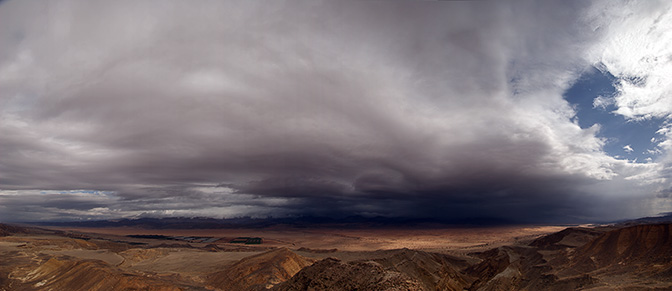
229, 237, 262, 244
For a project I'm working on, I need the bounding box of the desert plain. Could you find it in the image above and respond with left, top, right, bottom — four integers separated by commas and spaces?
2, 221, 672, 290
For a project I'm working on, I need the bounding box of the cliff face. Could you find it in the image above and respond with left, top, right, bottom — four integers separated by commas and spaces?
207, 247, 315, 291
565, 223, 672, 275
460, 224, 672, 290
578, 223, 672, 264
463, 245, 597, 291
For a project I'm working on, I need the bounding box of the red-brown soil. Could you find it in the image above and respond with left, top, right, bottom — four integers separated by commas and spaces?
1, 223, 671, 290
207, 247, 316, 290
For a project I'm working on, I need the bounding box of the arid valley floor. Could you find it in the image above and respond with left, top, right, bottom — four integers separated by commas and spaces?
1, 221, 671, 290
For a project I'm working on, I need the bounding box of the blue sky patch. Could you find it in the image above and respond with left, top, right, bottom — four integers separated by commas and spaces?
564, 66, 664, 163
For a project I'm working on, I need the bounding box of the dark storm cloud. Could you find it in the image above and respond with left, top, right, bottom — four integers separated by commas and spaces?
0, 0, 670, 222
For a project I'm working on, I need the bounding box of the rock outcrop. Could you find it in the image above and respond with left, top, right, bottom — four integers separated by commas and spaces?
370, 248, 472, 291
273, 258, 424, 291
207, 247, 315, 291
274, 248, 471, 291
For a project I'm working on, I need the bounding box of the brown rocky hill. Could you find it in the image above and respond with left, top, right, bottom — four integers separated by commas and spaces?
369, 248, 472, 290
274, 249, 472, 291
529, 227, 606, 249
0, 223, 27, 237
565, 223, 672, 275
240, 224, 672, 291
464, 245, 596, 291
207, 247, 315, 291
4, 222, 672, 290
12, 256, 183, 291
272, 258, 424, 291
463, 224, 672, 290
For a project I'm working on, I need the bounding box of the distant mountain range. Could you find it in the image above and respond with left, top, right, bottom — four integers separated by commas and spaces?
31, 215, 521, 229
613, 212, 672, 226
28, 213, 672, 229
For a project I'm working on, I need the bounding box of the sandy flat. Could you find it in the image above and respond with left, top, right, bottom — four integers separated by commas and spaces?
122, 248, 264, 275
41, 249, 125, 266
51, 225, 566, 253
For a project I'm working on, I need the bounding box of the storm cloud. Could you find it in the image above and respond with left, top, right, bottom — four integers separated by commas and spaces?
1, 0, 671, 223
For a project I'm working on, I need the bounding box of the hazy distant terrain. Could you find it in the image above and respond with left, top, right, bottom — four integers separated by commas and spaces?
1, 219, 671, 290
2, 1, 672, 289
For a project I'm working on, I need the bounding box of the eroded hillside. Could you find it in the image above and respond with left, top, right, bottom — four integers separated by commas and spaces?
1, 223, 671, 290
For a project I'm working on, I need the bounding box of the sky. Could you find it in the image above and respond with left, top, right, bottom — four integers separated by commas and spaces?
1, 0, 672, 223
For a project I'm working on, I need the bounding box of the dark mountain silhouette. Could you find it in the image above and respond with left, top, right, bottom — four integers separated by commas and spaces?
0, 223, 27, 237
32, 215, 521, 229
614, 212, 672, 227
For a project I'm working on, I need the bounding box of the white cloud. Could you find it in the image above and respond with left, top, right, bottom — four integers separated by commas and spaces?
592, 95, 615, 110
587, 0, 672, 120
582, 0, 672, 215
624, 144, 634, 153
646, 148, 662, 155
0, 0, 670, 222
